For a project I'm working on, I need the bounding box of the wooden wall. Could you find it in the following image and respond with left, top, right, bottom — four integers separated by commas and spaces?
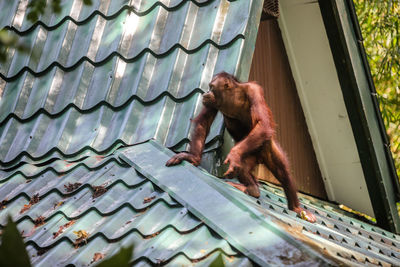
249, 19, 327, 199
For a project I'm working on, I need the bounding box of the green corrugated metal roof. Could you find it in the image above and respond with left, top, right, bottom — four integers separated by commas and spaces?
0, 0, 399, 266
0, 0, 261, 167
7, 144, 252, 266
2, 139, 400, 265
119, 140, 333, 266
120, 140, 400, 266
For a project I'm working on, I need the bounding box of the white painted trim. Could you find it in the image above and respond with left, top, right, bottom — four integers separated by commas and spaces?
277, 0, 374, 216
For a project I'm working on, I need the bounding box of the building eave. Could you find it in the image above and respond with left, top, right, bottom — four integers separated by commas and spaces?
318, 0, 400, 233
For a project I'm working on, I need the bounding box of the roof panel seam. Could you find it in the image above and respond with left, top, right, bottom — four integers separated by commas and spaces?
23, 223, 208, 249
0, 35, 245, 81
2, 194, 179, 228
3, 0, 229, 35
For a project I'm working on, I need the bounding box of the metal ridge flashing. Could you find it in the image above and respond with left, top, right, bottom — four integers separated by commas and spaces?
118, 140, 335, 266
318, 0, 400, 233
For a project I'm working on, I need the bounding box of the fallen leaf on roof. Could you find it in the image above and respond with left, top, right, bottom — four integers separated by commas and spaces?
143, 196, 156, 204
25, 179, 32, 183
95, 155, 104, 161
34, 216, 46, 227
53, 220, 76, 239
30, 194, 40, 204
74, 230, 88, 238
226, 255, 235, 263
155, 258, 165, 265
0, 199, 7, 210
91, 252, 105, 264
144, 231, 160, 239
92, 185, 108, 198
125, 211, 146, 225
339, 204, 376, 223
64, 182, 82, 192
52, 232, 60, 239
53, 201, 64, 209
73, 230, 89, 248
20, 204, 32, 214
64, 220, 76, 228
200, 249, 206, 254
37, 248, 49, 256
19, 193, 40, 214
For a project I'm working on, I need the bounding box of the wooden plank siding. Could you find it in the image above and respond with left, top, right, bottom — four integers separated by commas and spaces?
249, 19, 327, 198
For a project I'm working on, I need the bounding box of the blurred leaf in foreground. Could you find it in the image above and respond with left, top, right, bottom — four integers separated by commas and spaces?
209, 253, 225, 267
96, 245, 133, 267
0, 216, 31, 267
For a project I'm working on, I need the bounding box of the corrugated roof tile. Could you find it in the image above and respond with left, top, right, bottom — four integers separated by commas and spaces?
1, 1, 247, 79
0, 94, 224, 164
6, 146, 250, 266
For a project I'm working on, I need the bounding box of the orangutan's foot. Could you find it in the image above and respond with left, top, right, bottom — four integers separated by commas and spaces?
244, 184, 260, 198
225, 181, 260, 198
293, 207, 316, 223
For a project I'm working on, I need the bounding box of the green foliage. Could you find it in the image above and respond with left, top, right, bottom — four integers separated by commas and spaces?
354, 0, 400, 177
0, 30, 26, 62
0, 216, 32, 267
84, 0, 93, 6
26, 0, 91, 23
95, 245, 133, 267
0, 0, 93, 63
27, 0, 48, 22
209, 253, 226, 267
0, 215, 134, 266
